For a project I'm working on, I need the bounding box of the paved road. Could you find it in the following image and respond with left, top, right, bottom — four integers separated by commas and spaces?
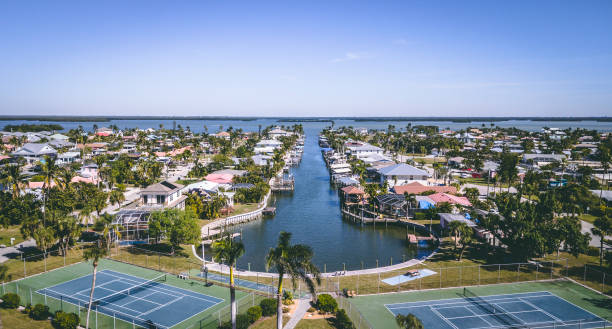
0, 239, 36, 263
581, 220, 611, 247
461, 183, 518, 196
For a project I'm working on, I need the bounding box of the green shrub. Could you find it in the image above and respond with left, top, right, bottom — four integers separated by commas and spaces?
1, 293, 20, 309
316, 294, 338, 313
307, 307, 316, 312
282, 306, 289, 313
587, 246, 600, 256
218, 314, 250, 329
246, 306, 262, 323
30, 303, 50, 320
52, 311, 79, 329
414, 212, 426, 220
260, 298, 277, 316
283, 290, 293, 302
334, 309, 355, 329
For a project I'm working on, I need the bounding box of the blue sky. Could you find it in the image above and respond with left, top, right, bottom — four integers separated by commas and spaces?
1, 0, 611, 117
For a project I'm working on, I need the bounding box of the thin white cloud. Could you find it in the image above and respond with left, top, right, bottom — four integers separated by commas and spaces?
393, 38, 407, 45
331, 52, 371, 63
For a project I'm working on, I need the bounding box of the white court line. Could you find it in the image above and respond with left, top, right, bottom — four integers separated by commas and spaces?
462, 302, 494, 327
106, 271, 222, 304
532, 294, 612, 325
140, 296, 184, 316
518, 297, 562, 323
385, 291, 553, 310
429, 305, 459, 329
492, 302, 526, 325
445, 309, 549, 320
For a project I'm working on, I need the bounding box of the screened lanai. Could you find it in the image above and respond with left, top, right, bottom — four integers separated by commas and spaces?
112, 209, 152, 245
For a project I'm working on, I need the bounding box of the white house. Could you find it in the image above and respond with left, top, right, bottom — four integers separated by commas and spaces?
269, 128, 289, 140
345, 142, 384, 156
139, 181, 186, 209
11, 143, 57, 164
377, 163, 430, 187
57, 151, 80, 165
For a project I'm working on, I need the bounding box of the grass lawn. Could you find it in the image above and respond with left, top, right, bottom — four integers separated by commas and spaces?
232, 202, 261, 215
249, 316, 289, 329
0, 308, 54, 329
579, 214, 598, 224
0, 225, 25, 246
295, 318, 336, 329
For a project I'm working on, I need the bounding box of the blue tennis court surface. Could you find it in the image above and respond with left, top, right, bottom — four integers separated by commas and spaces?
386, 291, 611, 329
38, 270, 223, 328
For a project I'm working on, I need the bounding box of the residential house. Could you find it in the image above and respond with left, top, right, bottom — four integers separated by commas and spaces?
11, 143, 57, 164
139, 181, 186, 209
377, 163, 430, 187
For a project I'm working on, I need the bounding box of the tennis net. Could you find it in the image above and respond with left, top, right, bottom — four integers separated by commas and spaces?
91, 273, 166, 307
463, 287, 525, 328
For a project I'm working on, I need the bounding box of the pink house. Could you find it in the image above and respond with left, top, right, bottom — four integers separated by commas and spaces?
428, 193, 472, 207
205, 173, 233, 184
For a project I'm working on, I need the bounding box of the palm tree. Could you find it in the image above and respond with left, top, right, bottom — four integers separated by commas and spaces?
59, 167, 75, 190
266, 232, 321, 329
211, 233, 245, 329
591, 215, 611, 266
1, 164, 26, 199
396, 313, 424, 329
40, 155, 60, 224
83, 239, 108, 329
109, 190, 126, 208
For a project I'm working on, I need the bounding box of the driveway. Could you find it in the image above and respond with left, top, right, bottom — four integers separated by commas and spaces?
581, 220, 611, 247
0, 239, 36, 263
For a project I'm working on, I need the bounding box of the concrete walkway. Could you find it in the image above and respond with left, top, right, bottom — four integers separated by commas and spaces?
191, 245, 435, 279
284, 298, 312, 329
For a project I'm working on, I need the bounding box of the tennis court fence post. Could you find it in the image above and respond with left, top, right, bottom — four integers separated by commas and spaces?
602, 273, 606, 293
23, 258, 26, 278
44, 252, 47, 272
478, 265, 481, 285
550, 261, 553, 279
517, 264, 520, 282
498, 264, 501, 283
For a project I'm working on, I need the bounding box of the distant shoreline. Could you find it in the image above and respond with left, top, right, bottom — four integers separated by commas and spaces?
0, 115, 610, 123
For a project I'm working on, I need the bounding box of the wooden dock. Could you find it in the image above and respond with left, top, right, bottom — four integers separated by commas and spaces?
262, 207, 276, 215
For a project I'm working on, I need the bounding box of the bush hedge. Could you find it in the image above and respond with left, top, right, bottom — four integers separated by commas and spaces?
30, 303, 50, 320
52, 311, 79, 329
260, 298, 277, 317
316, 294, 338, 313
1, 293, 20, 309
247, 306, 262, 323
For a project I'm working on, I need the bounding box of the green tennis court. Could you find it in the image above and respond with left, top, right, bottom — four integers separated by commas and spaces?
2, 259, 243, 329
350, 280, 612, 329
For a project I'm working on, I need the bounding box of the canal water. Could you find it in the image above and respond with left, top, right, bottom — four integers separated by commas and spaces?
226, 126, 429, 272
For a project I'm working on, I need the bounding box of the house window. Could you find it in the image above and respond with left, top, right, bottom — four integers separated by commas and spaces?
410, 176, 414, 180
143, 195, 148, 204
156, 195, 166, 204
